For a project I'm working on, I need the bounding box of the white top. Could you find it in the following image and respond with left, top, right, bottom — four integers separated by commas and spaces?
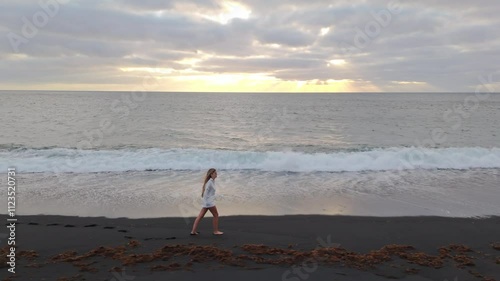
202, 178, 216, 208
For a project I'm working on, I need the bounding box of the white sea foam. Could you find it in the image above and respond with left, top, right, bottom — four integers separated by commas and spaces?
2, 147, 500, 173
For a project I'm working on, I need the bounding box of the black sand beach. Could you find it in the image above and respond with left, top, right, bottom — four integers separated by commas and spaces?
1, 214, 499, 281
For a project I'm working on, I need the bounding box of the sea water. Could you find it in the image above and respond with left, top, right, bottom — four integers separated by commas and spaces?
1, 91, 499, 218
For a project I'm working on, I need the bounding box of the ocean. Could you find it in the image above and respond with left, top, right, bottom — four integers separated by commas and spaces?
1, 91, 499, 218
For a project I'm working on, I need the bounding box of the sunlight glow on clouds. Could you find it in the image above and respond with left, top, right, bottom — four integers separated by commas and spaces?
120, 67, 175, 75
328, 59, 346, 66
201, 1, 252, 24
392, 81, 427, 85
319, 27, 330, 36
0, 0, 499, 92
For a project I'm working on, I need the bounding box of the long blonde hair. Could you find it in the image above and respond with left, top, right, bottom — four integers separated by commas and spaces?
201, 168, 216, 198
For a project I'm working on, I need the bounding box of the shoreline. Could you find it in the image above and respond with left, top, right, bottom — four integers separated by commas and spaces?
1, 214, 499, 280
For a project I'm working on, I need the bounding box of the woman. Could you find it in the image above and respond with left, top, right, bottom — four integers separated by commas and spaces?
190, 168, 223, 235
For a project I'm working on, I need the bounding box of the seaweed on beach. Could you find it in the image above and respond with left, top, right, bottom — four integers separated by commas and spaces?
56, 274, 85, 281
18, 250, 39, 261
36, 241, 489, 279
0, 246, 9, 268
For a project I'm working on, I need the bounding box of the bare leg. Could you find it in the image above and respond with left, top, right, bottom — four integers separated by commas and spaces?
208, 206, 223, 235
191, 208, 208, 234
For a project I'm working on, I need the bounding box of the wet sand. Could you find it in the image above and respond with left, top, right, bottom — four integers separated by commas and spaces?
1, 214, 499, 281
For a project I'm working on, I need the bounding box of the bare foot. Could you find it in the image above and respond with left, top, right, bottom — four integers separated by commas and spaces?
213, 231, 224, 235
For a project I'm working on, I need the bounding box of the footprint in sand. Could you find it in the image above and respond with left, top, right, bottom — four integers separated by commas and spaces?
28, 222, 39, 225
84, 224, 98, 227
144, 237, 176, 241
117, 230, 128, 233
103, 226, 115, 229
47, 223, 60, 226
64, 225, 75, 227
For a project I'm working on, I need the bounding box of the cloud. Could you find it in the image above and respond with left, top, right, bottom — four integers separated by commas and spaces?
1, 0, 499, 91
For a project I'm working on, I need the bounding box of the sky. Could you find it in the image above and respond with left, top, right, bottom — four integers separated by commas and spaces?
0, 0, 499, 92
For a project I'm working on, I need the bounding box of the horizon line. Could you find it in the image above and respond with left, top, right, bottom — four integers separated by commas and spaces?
1, 89, 499, 94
